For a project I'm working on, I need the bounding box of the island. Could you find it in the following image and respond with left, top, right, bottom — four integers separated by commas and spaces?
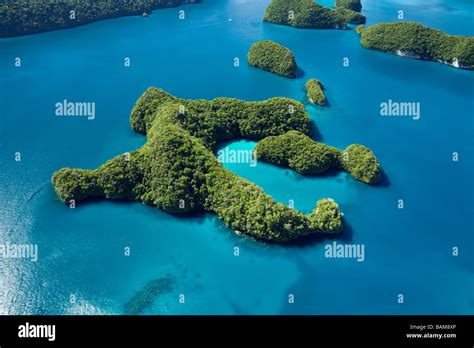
359, 22, 474, 70
305, 79, 327, 106
52, 87, 344, 242
334, 0, 362, 12
334, 8, 366, 25
341, 144, 382, 184
0, 0, 200, 37
255, 131, 382, 184
263, 0, 346, 29
248, 40, 297, 78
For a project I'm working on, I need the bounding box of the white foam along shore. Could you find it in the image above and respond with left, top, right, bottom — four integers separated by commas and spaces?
395, 49, 468, 69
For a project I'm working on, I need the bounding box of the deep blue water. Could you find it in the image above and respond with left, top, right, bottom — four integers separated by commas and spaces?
0, 0, 473, 314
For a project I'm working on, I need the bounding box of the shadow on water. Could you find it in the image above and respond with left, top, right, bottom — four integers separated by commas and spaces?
282, 218, 354, 249
309, 122, 323, 142
295, 66, 306, 79
63, 195, 209, 223
290, 167, 341, 182
377, 170, 391, 188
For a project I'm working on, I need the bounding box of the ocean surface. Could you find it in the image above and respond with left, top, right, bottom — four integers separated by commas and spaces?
0, 0, 473, 314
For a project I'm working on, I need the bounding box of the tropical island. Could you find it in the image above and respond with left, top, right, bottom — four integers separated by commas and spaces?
263, 0, 366, 29
255, 131, 382, 184
334, 8, 366, 25
359, 22, 474, 70
0, 0, 200, 37
263, 0, 346, 29
52, 87, 346, 242
305, 79, 327, 106
335, 0, 362, 13
248, 40, 297, 78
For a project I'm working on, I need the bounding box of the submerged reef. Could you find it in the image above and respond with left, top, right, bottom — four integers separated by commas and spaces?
255, 131, 381, 184
248, 40, 297, 78
360, 22, 474, 69
124, 276, 175, 315
52, 88, 345, 242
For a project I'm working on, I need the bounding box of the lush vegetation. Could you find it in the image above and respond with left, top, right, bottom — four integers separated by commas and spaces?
255, 131, 339, 175
360, 22, 474, 69
334, 8, 366, 25
248, 40, 297, 78
305, 79, 327, 106
52, 88, 344, 242
255, 131, 381, 184
341, 144, 381, 184
334, 0, 362, 12
0, 0, 200, 37
263, 0, 346, 29
129, 88, 311, 143
308, 199, 343, 233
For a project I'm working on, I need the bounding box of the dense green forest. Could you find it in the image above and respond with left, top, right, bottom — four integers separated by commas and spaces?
263, 0, 346, 29
334, 8, 365, 25
255, 131, 382, 184
53, 88, 344, 242
247, 40, 297, 78
305, 79, 326, 106
360, 22, 474, 69
341, 144, 382, 185
334, 0, 362, 13
0, 0, 200, 37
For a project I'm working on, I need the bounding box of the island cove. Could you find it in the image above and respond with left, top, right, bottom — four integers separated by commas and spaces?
52, 88, 382, 243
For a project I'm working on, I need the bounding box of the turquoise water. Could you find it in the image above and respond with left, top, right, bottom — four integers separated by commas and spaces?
0, 0, 473, 314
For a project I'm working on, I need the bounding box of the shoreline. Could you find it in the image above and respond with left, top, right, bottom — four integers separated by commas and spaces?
0, 0, 201, 38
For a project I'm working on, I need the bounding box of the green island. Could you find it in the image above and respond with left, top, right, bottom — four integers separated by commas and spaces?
263, 0, 346, 29
334, 8, 366, 25
255, 131, 382, 185
248, 40, 297, 78
0, 0, 200, 37
52, 87, 345, 242
359, 22, 474, 70
124, 276, 174, 315
305, 79, 327, 106
334, 0, 362, 13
